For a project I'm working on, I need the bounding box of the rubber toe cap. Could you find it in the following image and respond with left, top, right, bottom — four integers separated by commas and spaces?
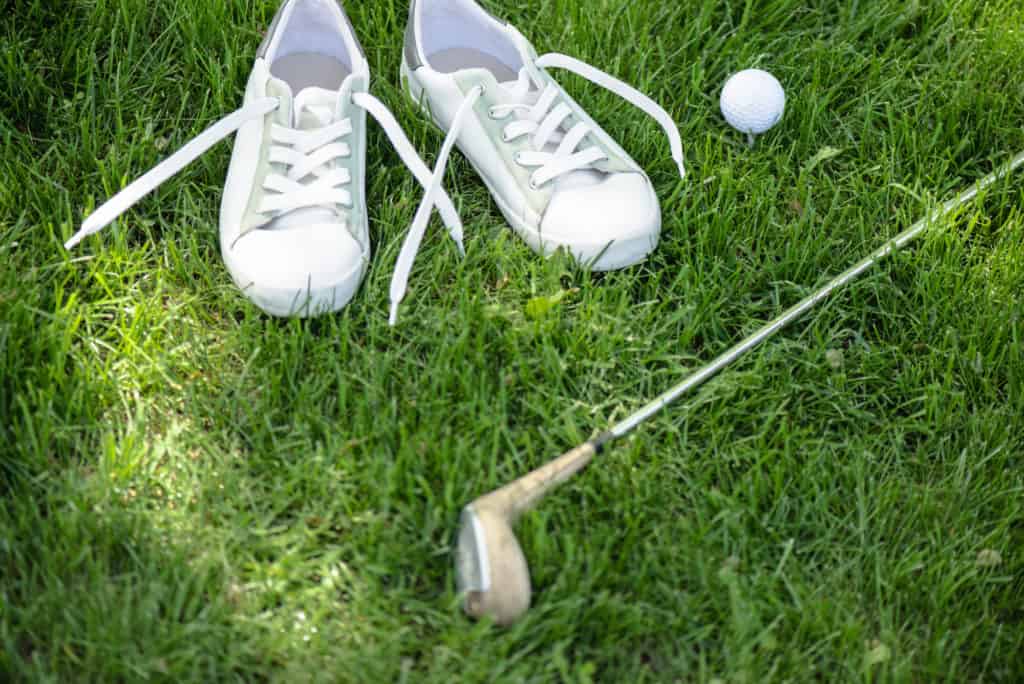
540, 172, 661, 270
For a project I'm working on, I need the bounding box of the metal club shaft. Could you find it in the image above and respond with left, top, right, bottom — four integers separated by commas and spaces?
609, 151, 1024, 439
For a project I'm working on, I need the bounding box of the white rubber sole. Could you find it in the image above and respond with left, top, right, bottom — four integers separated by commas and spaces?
401, 62, 658, 272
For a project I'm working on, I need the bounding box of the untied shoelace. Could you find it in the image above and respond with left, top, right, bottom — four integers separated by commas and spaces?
65, 91, 474, 325
484, 53, 687, 187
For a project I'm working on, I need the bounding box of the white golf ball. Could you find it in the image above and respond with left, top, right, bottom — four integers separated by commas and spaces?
720, 69, 786, 136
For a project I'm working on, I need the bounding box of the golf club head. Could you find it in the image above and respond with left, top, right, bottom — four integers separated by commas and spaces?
455, 504, 531, 626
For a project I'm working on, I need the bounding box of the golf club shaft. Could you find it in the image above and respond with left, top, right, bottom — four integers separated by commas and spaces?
611, 150, 1024, 438
481, 151, 1024, 515
475, 440, 607, 519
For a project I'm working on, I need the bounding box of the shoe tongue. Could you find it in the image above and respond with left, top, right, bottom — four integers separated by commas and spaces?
499, 68, 536, 100
292, 86, 338, 130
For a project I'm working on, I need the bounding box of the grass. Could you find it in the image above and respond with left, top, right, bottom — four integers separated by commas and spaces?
2, 0, 1024, 680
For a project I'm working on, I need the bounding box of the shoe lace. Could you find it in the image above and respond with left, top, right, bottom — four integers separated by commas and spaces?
258, 97, 356, 219
65, 92, 474, 326
487, 53, 687, 187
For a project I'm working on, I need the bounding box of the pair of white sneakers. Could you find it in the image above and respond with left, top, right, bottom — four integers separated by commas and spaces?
66, 0, 686, 323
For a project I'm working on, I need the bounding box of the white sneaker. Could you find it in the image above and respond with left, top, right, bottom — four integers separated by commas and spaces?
67, 0, 466, 323
401, 0, 687, 271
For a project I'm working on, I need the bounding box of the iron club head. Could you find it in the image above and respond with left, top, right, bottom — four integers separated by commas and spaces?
455, 504, 532, 626
453, 440, 605, 625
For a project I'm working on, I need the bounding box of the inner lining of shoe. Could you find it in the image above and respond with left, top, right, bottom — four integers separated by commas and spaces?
271, 0, 353, 70
420, 0, 522, 75
427, 48, 519, 82
271, 53, 352, 92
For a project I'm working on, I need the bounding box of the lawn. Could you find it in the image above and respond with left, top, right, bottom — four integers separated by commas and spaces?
2, 0, 1023, 681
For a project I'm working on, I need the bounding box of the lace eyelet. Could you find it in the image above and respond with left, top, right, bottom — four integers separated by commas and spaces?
529, 176, 542, 192
488, 107, 500, 119
513, 152, 524, 165
502, 130, 513, 143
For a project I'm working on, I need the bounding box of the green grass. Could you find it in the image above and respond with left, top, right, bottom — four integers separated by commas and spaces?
3, 0, 1024, 680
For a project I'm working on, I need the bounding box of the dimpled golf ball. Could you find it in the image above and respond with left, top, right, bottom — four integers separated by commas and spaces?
720, 69, 786, 136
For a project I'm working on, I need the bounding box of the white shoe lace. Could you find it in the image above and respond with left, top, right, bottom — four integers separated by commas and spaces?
486, 53, 687, 187
258, 97, 356, 218
65, 92, 474, 325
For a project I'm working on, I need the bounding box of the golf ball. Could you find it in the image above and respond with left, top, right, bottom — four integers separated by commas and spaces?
720, 69, 786, 135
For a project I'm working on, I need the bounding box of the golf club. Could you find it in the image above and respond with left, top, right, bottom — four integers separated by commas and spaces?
455, 150, 1024, 626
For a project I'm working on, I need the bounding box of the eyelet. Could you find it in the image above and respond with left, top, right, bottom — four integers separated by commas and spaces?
529, 176, 542, 191
513, 152, 524, 165
488, 107, 500, 119
501, 130, 512, 143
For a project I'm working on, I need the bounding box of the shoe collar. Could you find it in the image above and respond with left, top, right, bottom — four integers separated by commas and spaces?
258, 0, 368, 78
